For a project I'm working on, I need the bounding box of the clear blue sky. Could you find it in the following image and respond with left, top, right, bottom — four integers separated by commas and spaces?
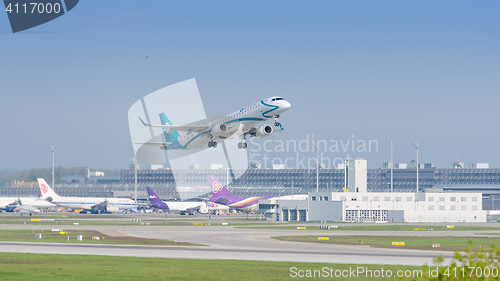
1, 1, 499, 170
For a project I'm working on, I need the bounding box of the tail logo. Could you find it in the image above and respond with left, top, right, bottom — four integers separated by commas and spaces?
212, 181, 223, 194
40, 184, 48, 194
149, 195, 157, 199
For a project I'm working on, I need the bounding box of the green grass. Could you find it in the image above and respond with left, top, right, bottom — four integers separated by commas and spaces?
239, 224, 500, 231
0, 229, 202, 246
274, 235, 500, 251
0, 252, 421, 280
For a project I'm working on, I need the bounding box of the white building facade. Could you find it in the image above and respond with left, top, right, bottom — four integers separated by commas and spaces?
261, 192, 486, 223
327, 192, 485, 223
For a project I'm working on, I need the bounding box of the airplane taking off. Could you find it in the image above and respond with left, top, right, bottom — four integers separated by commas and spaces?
206, 175, 307, 213
38, 179, 138, 213
146, 187, 228, 213
137, 97, 291, 150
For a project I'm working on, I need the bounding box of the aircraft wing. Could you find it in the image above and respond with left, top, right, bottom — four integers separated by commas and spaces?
133, 142, 173, 147
139, 117, 210, 132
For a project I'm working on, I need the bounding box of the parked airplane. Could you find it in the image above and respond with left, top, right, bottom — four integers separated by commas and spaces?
137, 97, 291, 150
146, 186, 228, 213
37, 179, 138, 213
0, 197, 55, 211
207, 175, 307, 212
13, 203, 41, 216
0, 198, 18, 210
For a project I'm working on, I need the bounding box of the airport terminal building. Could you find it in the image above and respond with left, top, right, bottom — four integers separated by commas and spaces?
258, 160, 486, 222
259, 191, 486, 223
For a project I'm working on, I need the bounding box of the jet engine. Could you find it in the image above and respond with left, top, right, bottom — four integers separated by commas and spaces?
211, 123, 238, 139
255, 125, 273, 139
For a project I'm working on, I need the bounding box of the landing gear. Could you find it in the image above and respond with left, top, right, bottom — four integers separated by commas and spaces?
208, 140, 217, 148
274, 114, 281, 127
238, 142, 247, 149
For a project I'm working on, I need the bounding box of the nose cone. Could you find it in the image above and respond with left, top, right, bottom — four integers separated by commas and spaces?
281, 100, 291, 112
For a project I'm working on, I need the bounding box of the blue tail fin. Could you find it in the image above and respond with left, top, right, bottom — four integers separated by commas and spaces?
159, 113, 173, 125
159, 113, 180, 142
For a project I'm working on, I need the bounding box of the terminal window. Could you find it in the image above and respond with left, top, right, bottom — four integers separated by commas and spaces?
451, 197, 456, 201
429, 206, 434, 210
439, 206, 445, 211
384, 197, 390, 201
461, 197, 467, 202
472, 206, 478, 210
439, 197, 445, 202
311, 196, 316, 201
451, 206, 456, 210
396, 197, 401, 201
374, 196, 379, 201
428, 197, 434, 202
472, 197, 478, 202
406, 197, 412, 201
461, 206, 467, 211
324, 196, 328, 201
362, 196, 368, 201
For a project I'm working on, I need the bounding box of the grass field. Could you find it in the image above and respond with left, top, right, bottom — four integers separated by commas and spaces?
274, 235, 500, 251
0, 229, 202, 246
0, 252, 422, 281
239, 224, 500, 231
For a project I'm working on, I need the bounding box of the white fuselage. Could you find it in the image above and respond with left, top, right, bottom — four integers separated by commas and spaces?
50, 197, 137, 211
162, 201, 204, 211
0, 197, 55, 209
175, 97, 291, 149
222, 194, 308, 213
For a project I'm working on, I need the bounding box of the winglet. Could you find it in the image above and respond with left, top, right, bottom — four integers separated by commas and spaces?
279, 123, 285, 131
138, 117, 149, 127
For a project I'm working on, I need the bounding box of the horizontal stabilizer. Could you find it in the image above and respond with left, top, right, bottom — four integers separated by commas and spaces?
138, 117, 210, 132
133, 142, 173, 147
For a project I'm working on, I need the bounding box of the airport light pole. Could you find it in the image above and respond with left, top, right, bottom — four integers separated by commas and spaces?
411, 142, 419, 193
313, 142, 319, 192
134, 157, 137, 201
48, 146, 55, 186
386, 138, 393, 193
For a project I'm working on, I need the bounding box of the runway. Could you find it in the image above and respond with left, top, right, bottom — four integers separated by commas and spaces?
0, 222, 480, 265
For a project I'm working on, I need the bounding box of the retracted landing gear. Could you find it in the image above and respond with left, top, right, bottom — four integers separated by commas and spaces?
237, 142, 248, 149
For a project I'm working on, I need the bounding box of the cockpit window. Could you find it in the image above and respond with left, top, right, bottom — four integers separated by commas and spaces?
272, 98, 275, 101
275, 98, 284, 101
